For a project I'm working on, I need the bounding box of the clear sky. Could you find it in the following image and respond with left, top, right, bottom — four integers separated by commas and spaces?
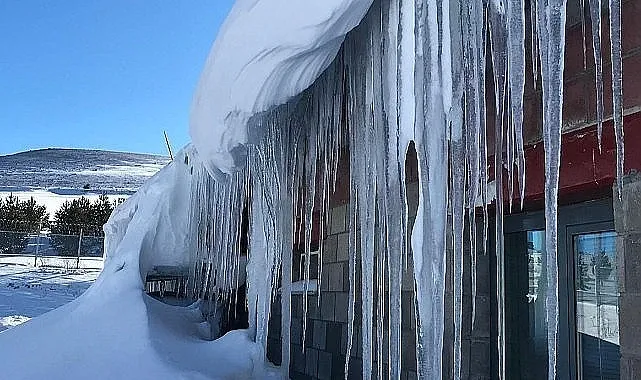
0, 1, 234, 156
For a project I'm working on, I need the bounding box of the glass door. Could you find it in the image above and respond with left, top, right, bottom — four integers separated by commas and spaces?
571, 230, 620, 379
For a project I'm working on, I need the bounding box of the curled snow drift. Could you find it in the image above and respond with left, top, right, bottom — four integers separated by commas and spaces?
190, 0, 373, 176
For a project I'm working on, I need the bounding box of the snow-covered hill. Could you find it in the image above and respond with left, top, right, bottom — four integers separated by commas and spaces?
0, 148, 170, 215
0, 148, 169, 194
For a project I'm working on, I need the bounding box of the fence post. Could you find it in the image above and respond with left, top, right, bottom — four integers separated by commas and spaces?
76, 228, 83, 270
34, 220, 42, 267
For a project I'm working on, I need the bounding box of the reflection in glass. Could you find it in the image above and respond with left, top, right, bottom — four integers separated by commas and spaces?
506, 230, 548, 379
574, 231, 619, 379
526, 231, 548, 379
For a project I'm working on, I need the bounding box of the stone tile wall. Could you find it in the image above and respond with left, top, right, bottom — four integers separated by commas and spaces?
614, 173, 641, 379
267, 181, 494, 379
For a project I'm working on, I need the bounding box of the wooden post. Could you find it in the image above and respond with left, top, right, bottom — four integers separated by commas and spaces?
76, 228, 83, 270
34, 220, 42, 267
164, 131, 174, 160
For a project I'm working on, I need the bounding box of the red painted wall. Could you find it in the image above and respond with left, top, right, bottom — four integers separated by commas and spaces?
504, 112, 641, 207
328, 0, 641, 211
515, 0, 641, 205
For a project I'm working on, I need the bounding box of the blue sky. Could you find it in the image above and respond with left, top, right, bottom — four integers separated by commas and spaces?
0, 1, 234, 156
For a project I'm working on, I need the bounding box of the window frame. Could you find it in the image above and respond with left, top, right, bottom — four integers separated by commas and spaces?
502, 197, 615, 380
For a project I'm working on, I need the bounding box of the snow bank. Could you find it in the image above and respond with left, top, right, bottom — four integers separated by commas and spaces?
190, 0, 373, 176
0, 273, 276, 379
0, 264, 100, 332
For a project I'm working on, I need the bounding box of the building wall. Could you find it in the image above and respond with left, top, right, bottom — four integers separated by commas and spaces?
513, 0, 641, 205
614, 173, 641, 379
267, 179, 496, 379
267, 188, 420, 379
515, 0, 641, 149
263, 1, 641, 378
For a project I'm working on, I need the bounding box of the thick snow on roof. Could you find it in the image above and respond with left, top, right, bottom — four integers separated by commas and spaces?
190, 0, 373, 176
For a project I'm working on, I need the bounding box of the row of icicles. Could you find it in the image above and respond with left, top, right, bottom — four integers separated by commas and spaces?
186, 0, 624, 379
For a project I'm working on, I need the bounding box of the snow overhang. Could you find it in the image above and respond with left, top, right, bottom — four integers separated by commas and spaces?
189, 0, 373, 178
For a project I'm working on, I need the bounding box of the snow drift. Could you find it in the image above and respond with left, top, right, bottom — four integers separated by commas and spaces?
0, 147, 280, 380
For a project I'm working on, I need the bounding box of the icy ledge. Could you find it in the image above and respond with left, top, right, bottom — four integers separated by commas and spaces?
190, 0, 373, 176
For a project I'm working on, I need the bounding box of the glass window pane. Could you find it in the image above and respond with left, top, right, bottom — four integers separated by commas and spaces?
526, 231, 548, 378
574, 231, 619, 379
506, 230, 548, 379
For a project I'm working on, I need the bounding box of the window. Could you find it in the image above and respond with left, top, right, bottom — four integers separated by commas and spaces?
573, 231, 620, 379
504, 199, 619, 379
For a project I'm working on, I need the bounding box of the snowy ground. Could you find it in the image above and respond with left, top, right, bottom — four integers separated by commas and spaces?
0, 259, 102, 332
0, 252, 281, 379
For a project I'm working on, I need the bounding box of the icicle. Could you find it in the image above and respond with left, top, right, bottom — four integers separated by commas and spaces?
479, 1, 490, 259
316, 76, 332, 307
412, 0, 449, 378
247, 162, 269, 348
589, 0, 605, 150
489, 0, 509, 377
398, 0, 416, 275
343, 34, 360, 379
531, 0, 539, 90
344, 172, 358, 380
462, 0, 485, 326
449, 0, 465, 378
279, 152, 295, 378
508, 0, 527, 208
359, 10, 377, 378
382, 1, 411, 379
372, 5, 387, 379
301, 94, 319, 351
450, 79, 466, 380
536, 0, 568, 378
610, 0, 624, 199
581, 0, 588, 70
507, 105, 515, 213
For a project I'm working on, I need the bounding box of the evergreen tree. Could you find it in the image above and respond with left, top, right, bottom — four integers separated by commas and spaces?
0, 195, 49, 254
50, 195, 118, 256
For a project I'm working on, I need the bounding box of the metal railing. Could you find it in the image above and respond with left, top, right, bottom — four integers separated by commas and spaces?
0, 219, 105, 268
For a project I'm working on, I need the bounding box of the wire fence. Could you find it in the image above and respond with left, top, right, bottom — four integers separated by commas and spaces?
0, 219, 105, 259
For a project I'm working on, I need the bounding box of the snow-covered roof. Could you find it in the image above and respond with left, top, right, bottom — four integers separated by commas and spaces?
189, 0, 373, 176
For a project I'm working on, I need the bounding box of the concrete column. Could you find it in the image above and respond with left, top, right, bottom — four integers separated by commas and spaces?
614, 173, 641, 379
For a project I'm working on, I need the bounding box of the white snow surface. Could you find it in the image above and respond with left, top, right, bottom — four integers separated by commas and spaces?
190, 0, 373, 175
0, 261, 101, 332
0, 146, 282, 380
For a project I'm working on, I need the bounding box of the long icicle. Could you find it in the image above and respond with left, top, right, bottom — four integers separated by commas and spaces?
588, 0, 605, 150
449, 0, 466, 378
610, 0, 624, 199
360, 7, 377, 377
508, 0, 527, 208
372, 4, 387, 378
413, 0, 449, 378
450, 86, 466, 380
489, 0, 509, 377
344, 34, 360, 380
537, 0, 567, 378
383, 0, 406, 379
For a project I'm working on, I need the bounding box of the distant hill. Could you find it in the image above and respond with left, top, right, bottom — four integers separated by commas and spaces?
0, 148, 170, 195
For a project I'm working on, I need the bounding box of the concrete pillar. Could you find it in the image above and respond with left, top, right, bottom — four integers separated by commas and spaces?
614, 173, 641, 379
